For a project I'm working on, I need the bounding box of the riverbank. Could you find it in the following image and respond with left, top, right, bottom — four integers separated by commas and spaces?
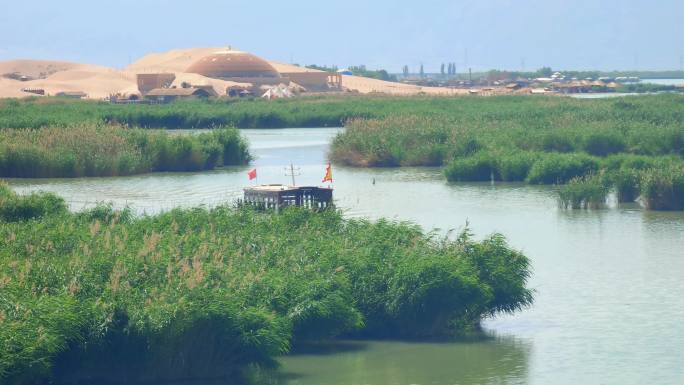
330, 94, 684, 210
0, 126, 250, 178
0, 185, 532, 385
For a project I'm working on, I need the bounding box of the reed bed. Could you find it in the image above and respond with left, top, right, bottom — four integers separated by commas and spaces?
558, 174, 610, 209
328, 95, 684, 210
639, 164, 684, 210
0, 181, 66, 220
0, 125, 250, 178
0, 192, 533, 384
3, 94, 683, 131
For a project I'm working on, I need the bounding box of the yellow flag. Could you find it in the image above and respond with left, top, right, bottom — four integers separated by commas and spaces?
322, 163, 333, 183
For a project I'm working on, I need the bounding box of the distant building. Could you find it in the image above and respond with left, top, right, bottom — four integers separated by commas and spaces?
551, 80, 610, 94
186, 50, 285, 94
110, 93, 142, 103
280, 72, 342, 92
185, 49, 341, 95
226, 85, 252, 97
137, 73, 176, 95
145, 87, 217, 103
21, 88, 45, 95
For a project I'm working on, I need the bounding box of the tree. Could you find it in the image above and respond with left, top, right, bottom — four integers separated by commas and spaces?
538, 67, 553, 77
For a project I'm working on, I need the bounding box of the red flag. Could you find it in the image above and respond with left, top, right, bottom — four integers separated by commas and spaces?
247, 168, 257, 180
322, 163, 333, 183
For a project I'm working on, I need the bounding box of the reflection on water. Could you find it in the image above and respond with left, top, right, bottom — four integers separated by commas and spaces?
7, 128, 684, 385
263, 337, 530, 385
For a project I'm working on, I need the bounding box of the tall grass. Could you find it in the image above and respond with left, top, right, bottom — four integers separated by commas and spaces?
0, 181, 66, 220
327, 95, 684, 210
639, 164, 684, 210
0, 198, 533, 384
0, 125, 250, 178
4, 94, 683, 132
525, 153, 600, 184
558, 174, 609, 209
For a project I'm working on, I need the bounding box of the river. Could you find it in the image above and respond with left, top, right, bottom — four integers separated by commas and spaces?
7, 128, 684, 385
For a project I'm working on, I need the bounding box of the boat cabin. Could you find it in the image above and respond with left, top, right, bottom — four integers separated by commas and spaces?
243, 184, 333, 210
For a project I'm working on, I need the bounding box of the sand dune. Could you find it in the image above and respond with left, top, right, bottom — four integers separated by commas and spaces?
0, 59, 138, 98
128, 48, 460, 95
0, 60, 84, 79
0, 47, 459, 98
340, 75, 466, 95
126, 47, 218, 74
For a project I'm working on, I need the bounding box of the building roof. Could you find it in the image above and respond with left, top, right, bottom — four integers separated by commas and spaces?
186, 50, 280, 79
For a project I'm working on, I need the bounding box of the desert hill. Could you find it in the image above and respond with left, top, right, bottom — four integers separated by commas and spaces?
0, 48, 460, 98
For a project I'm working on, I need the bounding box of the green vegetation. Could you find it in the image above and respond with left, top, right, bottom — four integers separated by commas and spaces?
0, 95, 492, 130
3, 94, 682, 132
0, 125, 250, 178
2, 94, 682, 208
305, 64, 339, 72
0, 182, 67, 220
558, 174, 609, 209
330, 94, 684, 210
0, 97, 385, 129
347, 66, 397, 82
639, 164, 684, 210
0, 191, 533, 384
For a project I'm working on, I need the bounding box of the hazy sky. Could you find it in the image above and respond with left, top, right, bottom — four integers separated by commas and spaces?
1, 0, 682, 72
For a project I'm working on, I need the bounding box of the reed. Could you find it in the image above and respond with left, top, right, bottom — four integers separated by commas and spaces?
0, 125, 250, 178
608, 168, 641, 203
4, 94, 684, 133
443, 153, 495, 182
525, 153, 600, 184
325, 95, 684, 211
639, 165, 684, 210
0, 198, 533, 384
558, 174, 609, 209
0, 181, 67, 220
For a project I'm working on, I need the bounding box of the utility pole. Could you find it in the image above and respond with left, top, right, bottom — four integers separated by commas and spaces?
285, 163, 301, 186
464, 48, 468, 69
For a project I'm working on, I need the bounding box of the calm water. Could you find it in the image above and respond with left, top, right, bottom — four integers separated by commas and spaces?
8, 128, 684, 385
641, 78, 684, 86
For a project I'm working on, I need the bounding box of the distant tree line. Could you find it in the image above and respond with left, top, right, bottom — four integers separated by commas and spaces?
304, 64, 397, 82
305, 64, 339, 72
402, 63, 459, 78
348, 65, 397, 82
